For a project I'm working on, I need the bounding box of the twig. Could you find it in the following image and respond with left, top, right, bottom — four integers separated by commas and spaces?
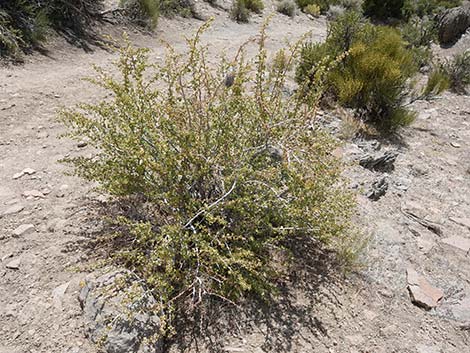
183, 180, 237, 229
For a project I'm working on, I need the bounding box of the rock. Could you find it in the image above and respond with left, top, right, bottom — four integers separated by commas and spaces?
1, 204, 24, 217
22, 190, 45, 199
5, 258, 21, 270
441, 236, 470, 252
450, 141, 461, 148
79, 270, 163, 353
407, 268, 444, 310
452, 297, 470, 322
438, 5, 470, 44
77, 141, 88, 148
366, 177, 389, 201
12, 224, 35, 237
1, 252, 13, 262
12, 168, 36, 179
449, 217, 470, 230
359, 151, 398, 172
52, 282, 70, 310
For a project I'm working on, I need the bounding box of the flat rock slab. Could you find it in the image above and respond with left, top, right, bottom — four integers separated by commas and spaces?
12, 224, 36, 237
442, 236, 470, 252
407, 268, 444, 310
450, 217, 470, 230
1, 204, 24, 217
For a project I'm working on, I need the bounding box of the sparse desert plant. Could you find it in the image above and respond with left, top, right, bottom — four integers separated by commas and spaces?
0, 0, 103, 59
339, 0, 363, 11
60, 21, 356, 338
327, 5, 346, 19
304, 4, 322, 16
296, 0, 339, 13
422, 67, 450, 98
120, 0, 159, 28
277, 0, 297, 17
297, 12, 419, 130
439, 50, 470, 94
245, 0, 265, 13
231, 0, 251, 22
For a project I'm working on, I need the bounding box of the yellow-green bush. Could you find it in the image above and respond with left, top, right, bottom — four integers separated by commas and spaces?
60, 22, 356, 337
297, 12, 419, 130
304, 4, 322, 16
231, 0, 264, 22
439, 50, 470, 94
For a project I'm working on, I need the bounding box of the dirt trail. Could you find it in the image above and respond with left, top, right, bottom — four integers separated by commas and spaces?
1, 6, 469, 353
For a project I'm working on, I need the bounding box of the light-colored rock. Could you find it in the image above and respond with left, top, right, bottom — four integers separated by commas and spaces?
407, 268, 444, 310
52, 282, 70, 310
441, 236, 470, 252
5, 257, 21, 270
1, 204, 24, 217
47, 218, 67, 232
12, 224, 35, 237
22, 190, 45, 199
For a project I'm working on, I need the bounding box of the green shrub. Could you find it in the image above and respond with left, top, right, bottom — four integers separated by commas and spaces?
304, 4, 322, 16
297, 0, 339, 13
440, 50, 470, 94
297, 12, 419, 130
60, 22, 356, 337
422, 67, 450, 98
120, 0, 160, 27
231, 0, 251, 22
277, 0, 297, 17
245, 0, 265, 13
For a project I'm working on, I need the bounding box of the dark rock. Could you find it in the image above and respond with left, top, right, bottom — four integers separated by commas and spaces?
366, 177, 389, 201
79, 270, 163, 353
438, 5, 470, 44
359, 151, 398, 172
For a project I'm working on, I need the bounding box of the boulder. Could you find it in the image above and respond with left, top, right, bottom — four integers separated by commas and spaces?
79, 270, 163, 353
438, 5, 470, 44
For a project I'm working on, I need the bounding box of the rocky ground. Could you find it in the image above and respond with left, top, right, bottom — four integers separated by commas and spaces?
1, 2, 469, 353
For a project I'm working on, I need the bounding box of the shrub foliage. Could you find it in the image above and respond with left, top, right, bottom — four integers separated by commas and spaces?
297, 11, 419, 130
0, 0, 103, 59
60, 22, 355, 336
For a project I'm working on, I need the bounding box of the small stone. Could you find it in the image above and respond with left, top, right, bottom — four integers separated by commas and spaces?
22, 190, 45, 199
441, 236, 470, 252
6, 258, 21, 270
77, 141, 88, 148
52, 282, 70, 310
407, 268, 444, 310
13, 224, 36, 237
12, 172, 24, 180
23, 168, 36, 175
1, 204, 24, 217
1, 253, 13, 262
450, 142, 461, 148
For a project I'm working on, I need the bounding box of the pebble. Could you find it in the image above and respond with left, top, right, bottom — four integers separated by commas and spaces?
450, 142, 461, 148
12, 224, 35, 237
12, 168, 36, 179
52, 282, 70, 310
5, 258, 21, 270
77, 141, 88, 148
